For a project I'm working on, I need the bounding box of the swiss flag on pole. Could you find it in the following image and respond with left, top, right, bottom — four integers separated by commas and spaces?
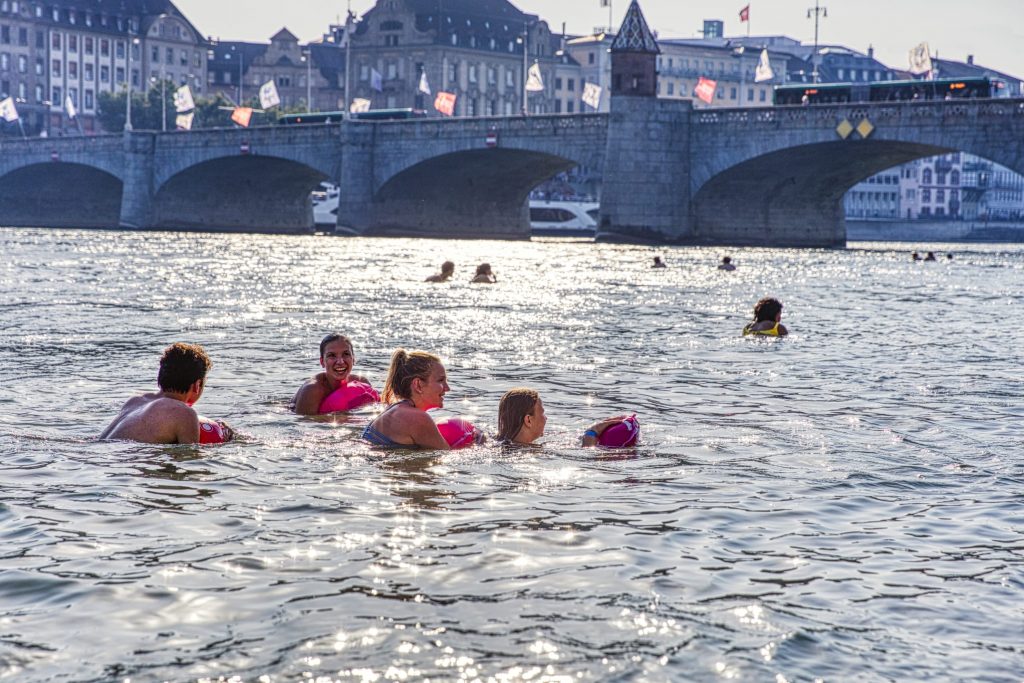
694, 77, 717, 104
739, 5, 750, 22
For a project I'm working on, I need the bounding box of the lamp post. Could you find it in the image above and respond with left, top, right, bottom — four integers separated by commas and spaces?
807, 1, 827, 84
302, 49, 312, 110
124, 34, 139, 130
517, 22, 528, 115
230, 44, 244, 105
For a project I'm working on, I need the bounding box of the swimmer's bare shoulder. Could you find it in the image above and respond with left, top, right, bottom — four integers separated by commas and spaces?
100, 394, 200, 444
292, 373, 331, 415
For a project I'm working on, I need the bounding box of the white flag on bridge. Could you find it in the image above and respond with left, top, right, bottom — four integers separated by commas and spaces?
526, 62, 545, 92
754, 49, 774, 83
908, 42, 932, 76
581, 82, 602, 110
174, 85, 195, 113
0, 96, 18, 122
259, 80, 281, 109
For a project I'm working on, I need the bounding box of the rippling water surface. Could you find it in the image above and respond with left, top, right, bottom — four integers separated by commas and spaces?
1, 228, 1022, 682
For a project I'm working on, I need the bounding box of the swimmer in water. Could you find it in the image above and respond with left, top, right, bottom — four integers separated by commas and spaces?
652, 256, 667, 268
426, 261, 455, 283
924, 251, 937, 261
362, 349, 458, 449
100, 342, 234, 444
471, 263, 497, 283
496, 387, 629, 447
742, 297, 789, 337
718, 256, 736, 271
291, 333, 373, 415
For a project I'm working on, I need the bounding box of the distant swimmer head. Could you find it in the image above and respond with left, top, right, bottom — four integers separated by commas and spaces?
475, 263, 493, 276
441, 260, 455, 275
753, 297, 783, 322
598, 415, 640, 448
722, 256, 732, 264
498, 387, 545, 444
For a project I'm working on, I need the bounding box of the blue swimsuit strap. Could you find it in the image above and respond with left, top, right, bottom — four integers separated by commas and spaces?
362, 400, 415, 447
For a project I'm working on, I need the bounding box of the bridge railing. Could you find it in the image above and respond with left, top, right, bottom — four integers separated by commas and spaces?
693, 98, 1024, 126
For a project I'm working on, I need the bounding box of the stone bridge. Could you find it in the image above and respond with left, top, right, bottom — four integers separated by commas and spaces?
0, 98, 1021, 245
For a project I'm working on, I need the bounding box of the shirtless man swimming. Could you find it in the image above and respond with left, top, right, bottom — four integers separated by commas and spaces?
100, 342, 233, 444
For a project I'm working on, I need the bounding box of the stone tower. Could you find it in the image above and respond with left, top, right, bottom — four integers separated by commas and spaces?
609, 0, 660, 97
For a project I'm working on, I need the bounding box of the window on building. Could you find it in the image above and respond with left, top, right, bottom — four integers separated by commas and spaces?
115, 66, 124, 83
68, 61, 77, 78
359, 64, 368, 81
17, 27, 26, 46
667, 82, 674, 95
100, 39, 109, 57
567, 100, 574, 113
468, 64, 477, 82
51, 85, 61, 102
730, 87, 737, 99
554, 99, 561, 113
487, 66, 495, 85
567, 78, 574, 91
555, 77, 562, 90
936, 173, 946, 186
951, 170, 960, 185
936, 189, 945, 202
922, 168, 932, 184
100, 65, 109, 82
922, 188, 931, 201
34, 83, 41, 102
387, 62, 397, 79
506, 69, 513, 87
85, 63, 93, 81
165, 47, 172, 65
52, 32, 60, 50
17, 54, 25, 72
68, 34, 76, 52
449, 62, 457, 83
51, 58, 60, 76
759, 89, 766, 102
588, 52, 595, 64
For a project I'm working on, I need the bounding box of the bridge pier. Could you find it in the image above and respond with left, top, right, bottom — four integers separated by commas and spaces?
119, 131, 156, 229
598, 97, 694, 243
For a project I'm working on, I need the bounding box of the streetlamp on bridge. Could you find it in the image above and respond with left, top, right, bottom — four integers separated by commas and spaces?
806, 1, 827, 84
124, 34, 140, 130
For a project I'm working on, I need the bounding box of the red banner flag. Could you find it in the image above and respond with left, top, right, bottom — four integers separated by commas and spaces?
739, 5, 750, 22
231, 107, 254, 127
694, 77, 717, 104
434, 91, 457, 117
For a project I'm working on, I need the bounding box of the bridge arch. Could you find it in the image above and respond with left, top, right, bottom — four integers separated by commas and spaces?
688, 101, 1024, 245
370, 148, 578, 237
0, 163, 123, 228
152, 155, 330, 232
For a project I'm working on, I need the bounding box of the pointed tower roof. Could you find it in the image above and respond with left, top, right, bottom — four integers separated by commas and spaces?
610, 0, 660, 54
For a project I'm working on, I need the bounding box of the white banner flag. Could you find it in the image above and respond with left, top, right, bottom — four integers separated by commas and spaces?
350, 97, 371, 113
418, 71, 431, 95
581, 82, 602, 110
64, 94, 77, 119
908, 42, 932, 76
259, 80, 281, 109
526, 62, 545, 92
371, 68, 383, 92
0, 96, 18, 122
176, 111, 195, 130
754, 49, 774, 83
174, 85, 195, 113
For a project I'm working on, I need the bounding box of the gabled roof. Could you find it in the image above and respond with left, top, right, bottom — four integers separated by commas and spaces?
404, 0, 530, 22
272, 28, 299, 43
610, 0, 659, 54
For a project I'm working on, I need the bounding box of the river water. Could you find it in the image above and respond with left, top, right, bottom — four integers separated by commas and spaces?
1, 228, 1022, 682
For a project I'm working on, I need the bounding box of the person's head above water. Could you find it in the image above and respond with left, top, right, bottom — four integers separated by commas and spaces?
753, 297, 784, 322
475, 263, 492, 276
722, 256, 732, 264
319, 332, 352, 360
440, 261, 455, 275
157, 342, 211, 394
382, 349, 447, 408
497, 388, 546, 444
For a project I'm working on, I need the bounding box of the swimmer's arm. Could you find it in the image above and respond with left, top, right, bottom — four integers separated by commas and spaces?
408, 411, 451, 450
292, 377, 328, 415
175, 408, 201, 445
778, 324, 789, 336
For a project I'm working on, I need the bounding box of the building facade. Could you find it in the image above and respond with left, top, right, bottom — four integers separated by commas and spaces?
0, 0, 206, 136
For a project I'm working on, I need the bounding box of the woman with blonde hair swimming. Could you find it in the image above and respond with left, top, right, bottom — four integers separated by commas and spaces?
362, 349, 459, 449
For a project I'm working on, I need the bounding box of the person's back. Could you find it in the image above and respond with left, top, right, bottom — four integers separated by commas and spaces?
718, 256, 736, 271
101, 393, 201, 444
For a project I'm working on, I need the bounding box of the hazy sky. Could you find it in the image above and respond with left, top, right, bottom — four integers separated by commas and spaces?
175, 0, 1024, 78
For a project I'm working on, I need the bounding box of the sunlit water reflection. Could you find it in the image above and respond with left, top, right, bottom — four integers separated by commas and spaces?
1, 228, 1022, 681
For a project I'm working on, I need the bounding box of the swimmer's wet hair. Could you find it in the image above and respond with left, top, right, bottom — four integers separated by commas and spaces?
497, 388, 540, 443
319, 333, 353, 359
157, 342, 212, 393
753, 297, 783, 322
382, 349, 441, 403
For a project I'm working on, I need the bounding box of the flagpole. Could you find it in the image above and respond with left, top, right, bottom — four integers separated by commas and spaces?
521, 21, 528, 115
344, 1, 352, 116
